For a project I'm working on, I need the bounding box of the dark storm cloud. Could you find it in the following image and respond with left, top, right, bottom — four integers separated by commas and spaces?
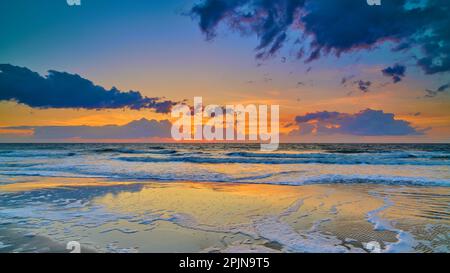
293, 109, 424, 136
2, 118, 172, 140
0, 64, 177, 113
190, 0, 305, 60
382, 64, 406, 83
190, 0, 450, 74
424, 83, 450, 98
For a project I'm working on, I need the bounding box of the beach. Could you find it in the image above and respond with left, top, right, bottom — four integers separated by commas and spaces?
0, 177, 449, 253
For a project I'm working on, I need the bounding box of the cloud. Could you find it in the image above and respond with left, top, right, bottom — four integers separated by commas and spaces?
1, 118, 172, 140
354, 80, 372, 92
295, 111, 340, 123
0, 64, 177, 113
340, 75, 355, 86
424, 82, 450, 97
292, 109, 426, 136
190, 0, 450, 74
382, 64, 406, 83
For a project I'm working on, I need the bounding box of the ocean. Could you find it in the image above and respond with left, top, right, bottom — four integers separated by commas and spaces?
0, 143, 449, 186
0, 143, 449, 253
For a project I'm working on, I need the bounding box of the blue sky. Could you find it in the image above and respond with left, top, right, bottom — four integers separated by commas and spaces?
0, 0, 449, 142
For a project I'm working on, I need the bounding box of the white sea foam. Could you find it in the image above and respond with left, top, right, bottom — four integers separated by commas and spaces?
366, 195, 417, 253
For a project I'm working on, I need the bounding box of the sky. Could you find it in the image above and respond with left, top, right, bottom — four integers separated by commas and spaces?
0, 0, 449, 142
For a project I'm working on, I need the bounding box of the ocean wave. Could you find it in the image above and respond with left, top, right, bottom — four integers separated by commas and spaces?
0, 163, 41, 168
2, 169, 449, 188
89, 148, 177, 155
226, 151, 446, 159
115, 155, 450, 166
0, 152, 77, 158
297, 174, 450, 187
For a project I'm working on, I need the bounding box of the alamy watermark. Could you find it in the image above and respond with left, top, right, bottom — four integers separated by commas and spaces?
171, 97, 279, 151
364, 241, 381, 253
66, 0, 81, 6
367, 0, 381, 5
66, 241, 81, 253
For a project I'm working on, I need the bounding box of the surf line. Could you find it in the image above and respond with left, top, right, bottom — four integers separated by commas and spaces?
170, 97, 279, 151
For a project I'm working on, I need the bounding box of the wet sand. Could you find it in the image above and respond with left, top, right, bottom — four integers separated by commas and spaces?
0, 177, 449, 253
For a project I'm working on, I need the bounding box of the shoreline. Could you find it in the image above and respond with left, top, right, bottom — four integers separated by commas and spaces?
1, 174, 449, 193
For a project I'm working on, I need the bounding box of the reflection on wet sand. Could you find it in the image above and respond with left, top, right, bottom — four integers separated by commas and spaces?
0, 177, 449, 252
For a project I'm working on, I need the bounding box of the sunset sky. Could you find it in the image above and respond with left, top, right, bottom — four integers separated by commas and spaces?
0, 0, 449, 142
